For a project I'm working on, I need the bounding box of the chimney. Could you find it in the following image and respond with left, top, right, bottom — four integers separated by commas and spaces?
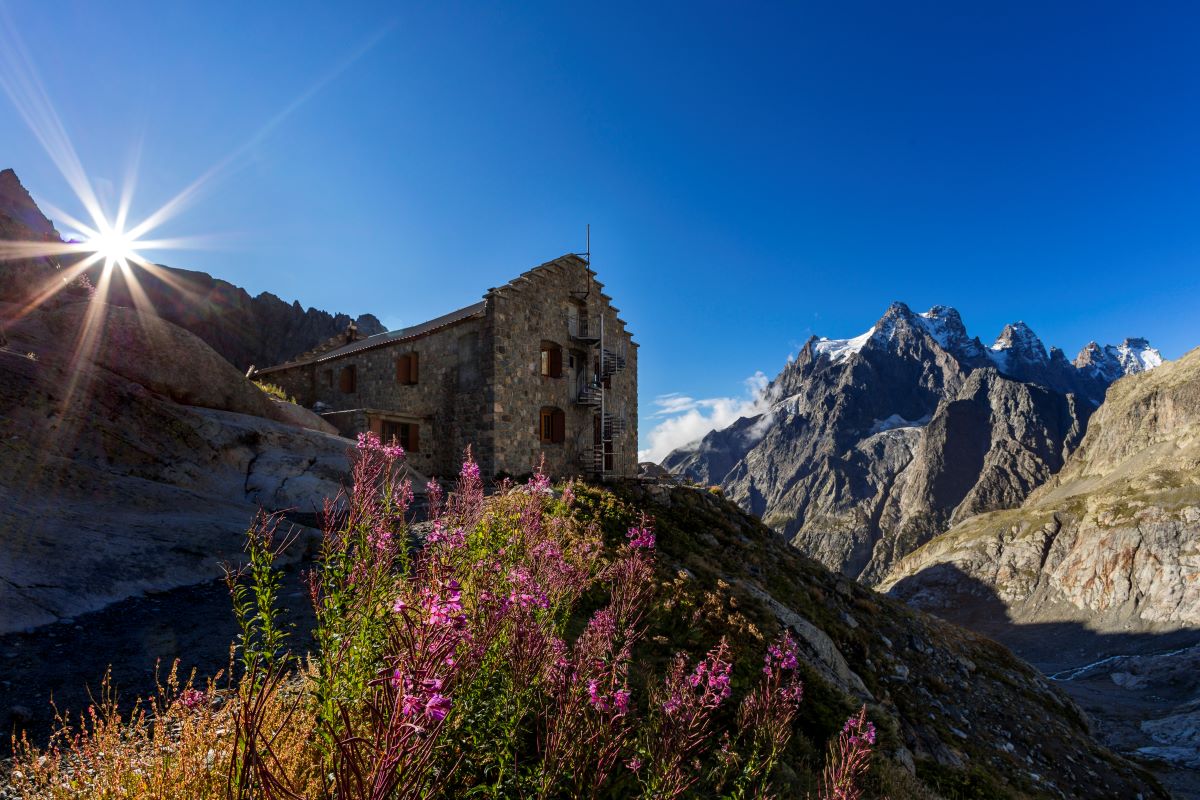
346, 321, 358, 344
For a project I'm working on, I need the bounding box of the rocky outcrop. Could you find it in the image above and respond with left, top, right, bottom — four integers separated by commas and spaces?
882, 347, 1200, 630
0, 168, 384, 371
0, 298, 356, 635
666, 302, 1145, 584
94, 263, 385, 371
0, 169, 58, 240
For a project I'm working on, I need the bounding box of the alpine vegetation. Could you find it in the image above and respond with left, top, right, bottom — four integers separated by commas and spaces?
7, 434, 874, 799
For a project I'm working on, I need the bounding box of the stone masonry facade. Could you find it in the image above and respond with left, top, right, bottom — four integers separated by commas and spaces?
256, 254, 638, 480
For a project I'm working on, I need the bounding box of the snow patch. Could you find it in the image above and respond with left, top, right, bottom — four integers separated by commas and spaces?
869, 413, 932, 434
916, 307, 955, 348
1114, 338, 1163, 373
813, 327, 875, 364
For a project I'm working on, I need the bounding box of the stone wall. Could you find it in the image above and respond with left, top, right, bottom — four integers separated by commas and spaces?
255, 254, 638, 481
488, 256, 638, 478
273, 315, 488, 477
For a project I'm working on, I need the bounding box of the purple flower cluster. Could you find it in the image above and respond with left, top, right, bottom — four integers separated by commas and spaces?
626, 524, 655, 550
763, 631, 800, 677
587, 680, 632, 715
421, 579, 466, 630
842, 714, 876, 747
820, 705, 877, 800
391, 672, 453, 723
506, 566, 550, 610
356, 430, 405, 460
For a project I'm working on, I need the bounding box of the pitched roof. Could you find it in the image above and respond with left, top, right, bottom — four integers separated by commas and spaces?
257, 300, 485, 374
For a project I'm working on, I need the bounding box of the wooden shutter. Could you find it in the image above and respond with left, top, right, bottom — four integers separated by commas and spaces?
408, 423, 419, 453
369, 416, 382, 436
409, 352, 419, 384
551, 409, 565, 444
396, 355, 411, 384
549, 347, 562, 379
339, 365, 355, 393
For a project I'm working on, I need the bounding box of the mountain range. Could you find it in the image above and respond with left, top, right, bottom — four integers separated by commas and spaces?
0, 168, 384, 371
664, 301, 1162, 584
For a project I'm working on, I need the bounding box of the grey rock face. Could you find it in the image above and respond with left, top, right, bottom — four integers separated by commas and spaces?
666, 301, 1153, 585
882, 346, 1200, 630
0, 299, 355, 635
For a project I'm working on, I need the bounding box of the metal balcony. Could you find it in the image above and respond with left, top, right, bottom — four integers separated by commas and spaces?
567, 315, 601, 344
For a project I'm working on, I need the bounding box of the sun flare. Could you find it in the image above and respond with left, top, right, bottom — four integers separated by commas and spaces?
84, 225, 139, 271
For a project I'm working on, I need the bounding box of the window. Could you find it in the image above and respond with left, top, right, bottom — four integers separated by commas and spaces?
458, 332, 479, 390
540, 341, 563, 378
539, 407, 565, 444
381, 420, 419, 452
396, 352, 419, 385
323, 369, 333, 388
338, 365, 356, 394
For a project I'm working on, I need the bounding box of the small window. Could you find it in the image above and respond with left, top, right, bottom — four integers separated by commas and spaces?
323, 369, 333, 388
540, 341, 563, 378
381, 420, 420, 453
539, 407, 565, 444
396, 352, 419, 385
338, 365, 356, 394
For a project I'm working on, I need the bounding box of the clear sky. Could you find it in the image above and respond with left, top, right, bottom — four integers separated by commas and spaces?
2, 1, 1199, 461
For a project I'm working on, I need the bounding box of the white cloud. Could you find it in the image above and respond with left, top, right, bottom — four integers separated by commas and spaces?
638, 372, 770, 464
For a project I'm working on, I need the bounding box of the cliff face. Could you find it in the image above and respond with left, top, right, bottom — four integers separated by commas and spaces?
0, 168, 384, 370
882, 346, 1200, 631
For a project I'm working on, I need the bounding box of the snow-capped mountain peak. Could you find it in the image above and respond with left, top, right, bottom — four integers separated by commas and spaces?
916, 305, 984, 357
988, 321, 1048, 372
1074, 337, 1163, 382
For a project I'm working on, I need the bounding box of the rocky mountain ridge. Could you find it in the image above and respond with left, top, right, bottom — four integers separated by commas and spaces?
664, 301, 1161, 584
0, 168, 384, 371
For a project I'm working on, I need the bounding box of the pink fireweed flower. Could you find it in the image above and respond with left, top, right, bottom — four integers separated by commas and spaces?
763, 631, 800, 676
587, 679, 607, 711
356, 431, 404, 460
626, 524, 655, 549
425, 693, 451, 721
843, 714, 876, 746
426, 478, 444, 520
401, 694, 421, 717
613, 688, 631, 715
461, 459, 480, 482
179, 689, 207, 710
626, 757, 644, 772
527, 468, 553, 496
821, 705, 876, 800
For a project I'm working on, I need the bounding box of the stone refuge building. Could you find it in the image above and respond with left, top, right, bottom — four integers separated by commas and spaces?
255, 254, 638, 480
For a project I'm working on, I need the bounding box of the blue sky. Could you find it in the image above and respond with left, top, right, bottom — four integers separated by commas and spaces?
3, 1, 1199, 461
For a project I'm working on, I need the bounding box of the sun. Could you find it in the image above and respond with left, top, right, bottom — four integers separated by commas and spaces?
84, 224, 140, 271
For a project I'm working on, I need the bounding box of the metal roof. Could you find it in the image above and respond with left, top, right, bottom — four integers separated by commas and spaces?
258, 300, 485, 373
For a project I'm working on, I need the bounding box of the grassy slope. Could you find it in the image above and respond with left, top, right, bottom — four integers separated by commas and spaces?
578, 482, 1166, 799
